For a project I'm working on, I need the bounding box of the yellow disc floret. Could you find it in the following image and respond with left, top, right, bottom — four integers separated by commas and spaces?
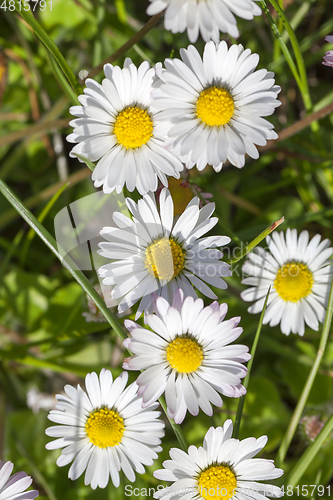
198, 465, 237, 500
196, 87, 234, 127
274, 261, 314, 302
85, 408, 124, 448
145, 238, 185, 281
113, 106, 153, 149
166, 337, 203, 373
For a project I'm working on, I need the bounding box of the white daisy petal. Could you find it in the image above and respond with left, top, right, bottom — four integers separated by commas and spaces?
45, 369, 165, 489
0, 462, 38, 500
147, 0, 261, 42
124, 294, 248, 423
68, 61, 182, 195
98, 188, 230, 318
241, 229, 333, 335
152, 42, 280, 174
153, 421, 283, 500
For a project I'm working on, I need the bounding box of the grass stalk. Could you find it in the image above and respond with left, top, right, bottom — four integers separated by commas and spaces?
233, 287, 271, 438
276, 273, 333, 466
14, 1, 82, 96
228, 216, 284, 266
287, 413, 333, 487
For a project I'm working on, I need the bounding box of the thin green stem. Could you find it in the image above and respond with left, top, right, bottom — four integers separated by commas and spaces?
260, 1, 302, 89
233, 287, 271, 439
86, 11, 165, 80
14, 1, 82, 96
0, 353, 98, 377
12, 432, 58, 500
43, 45, 79, 105
260, 0, 314, 116
273, 0, 283, 60
287, 413, 333, 487
75, 154, 95, 171
265, 0, 313, 111
159, 397, 188, 452
276, 273, 333, 467
228, 216, 284, 267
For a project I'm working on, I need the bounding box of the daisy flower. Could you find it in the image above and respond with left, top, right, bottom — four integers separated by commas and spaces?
146, 0, 261, 43
123, 289, 250, 424
98, 188, 231, 319
241, 229, 333, 336
152, 41, 281, 172
0, 461, 38, 500
45, 370, 165, 489
323, 35, 333, 67
153, 419, 283, 500
67, 58, 183, 195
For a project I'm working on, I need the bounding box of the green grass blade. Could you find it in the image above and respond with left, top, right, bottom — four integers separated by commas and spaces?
263, 0, 313, 112
228, 216, 284, 266
75, 154, 96, 171
233, 287, 271, 439
12, 433, 58, 500
287, 413, 333, 487
260, 1, 302, 89
276, 272, 333, 467
14, 0, 82, 97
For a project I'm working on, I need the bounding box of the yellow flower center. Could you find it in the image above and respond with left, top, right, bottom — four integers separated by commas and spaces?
198, 465, 237, 500
113, 106, 153, 149
166, 337, 203, 373
85, 408, 124, 448
274, 262, 314, 302
196, 87, 234, 127
145, 238, 185, 281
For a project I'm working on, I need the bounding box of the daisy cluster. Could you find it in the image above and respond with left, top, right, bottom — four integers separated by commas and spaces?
19, 1, 331, 498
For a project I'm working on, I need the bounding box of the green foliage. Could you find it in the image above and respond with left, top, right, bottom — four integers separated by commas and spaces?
1, 0, 333, 497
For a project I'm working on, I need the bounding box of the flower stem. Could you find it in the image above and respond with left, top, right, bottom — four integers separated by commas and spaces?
260, 0, 313, 114
14, 1, 82, 97
276, 273, 333, 467
287, 412, 333, 487
159, 397, 188, 452
233, 287, 271, 439
228, 216, 284, 266
260, 1, 302, 89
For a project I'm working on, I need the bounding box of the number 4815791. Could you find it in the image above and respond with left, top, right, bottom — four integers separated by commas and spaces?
1, 0, 53, 11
